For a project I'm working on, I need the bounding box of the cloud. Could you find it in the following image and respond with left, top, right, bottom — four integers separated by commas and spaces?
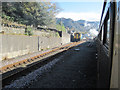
56, 12, 101, 21
89, 29, 98, 36
52, 0, 104, 2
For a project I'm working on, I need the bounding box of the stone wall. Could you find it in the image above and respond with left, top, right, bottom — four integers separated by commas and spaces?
1, 26, 60, 37
2, 26, 25, 35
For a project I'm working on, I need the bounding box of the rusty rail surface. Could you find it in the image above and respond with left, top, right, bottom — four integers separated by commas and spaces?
0, 41, 84, 73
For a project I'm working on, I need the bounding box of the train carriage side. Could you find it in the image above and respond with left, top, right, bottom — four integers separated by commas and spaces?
96, 0, 119, 88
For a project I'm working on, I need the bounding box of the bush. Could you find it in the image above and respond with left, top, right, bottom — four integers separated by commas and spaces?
24, 26, 33, 36
56, 24, 66, 32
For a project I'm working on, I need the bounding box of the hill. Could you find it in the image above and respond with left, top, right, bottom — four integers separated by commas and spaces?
56, 18, 99, 33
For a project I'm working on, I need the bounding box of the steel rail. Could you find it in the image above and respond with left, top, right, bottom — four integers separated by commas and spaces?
0, 41, 84, 73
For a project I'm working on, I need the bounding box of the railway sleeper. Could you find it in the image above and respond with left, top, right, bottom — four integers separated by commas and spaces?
0, 42, 78, 75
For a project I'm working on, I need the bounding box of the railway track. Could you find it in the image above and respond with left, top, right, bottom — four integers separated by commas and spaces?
0, 41, 84, 87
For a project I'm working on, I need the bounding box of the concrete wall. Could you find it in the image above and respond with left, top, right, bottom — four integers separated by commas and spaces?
0, 31, 70, 61
1, 34, 38, 60
38, 36, 61, 51
62, 32, 70, 45
0, 34, 63, 61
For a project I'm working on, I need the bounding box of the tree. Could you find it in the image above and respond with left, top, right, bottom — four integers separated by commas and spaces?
56, 22, 66, 32
2, 1, 59, 28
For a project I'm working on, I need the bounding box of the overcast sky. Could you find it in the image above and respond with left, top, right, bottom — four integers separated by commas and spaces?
53, 0, 104, 21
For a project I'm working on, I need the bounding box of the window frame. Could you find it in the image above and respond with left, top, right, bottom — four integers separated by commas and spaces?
103, 9, 110, 49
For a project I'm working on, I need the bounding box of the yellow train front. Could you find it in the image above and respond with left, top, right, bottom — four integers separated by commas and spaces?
71, 33, 81, 42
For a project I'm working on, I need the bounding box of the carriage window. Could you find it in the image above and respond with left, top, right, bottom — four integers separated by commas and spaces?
106, 19, 110, 44
104, 11, 110, 48
101, 25, 104, 43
